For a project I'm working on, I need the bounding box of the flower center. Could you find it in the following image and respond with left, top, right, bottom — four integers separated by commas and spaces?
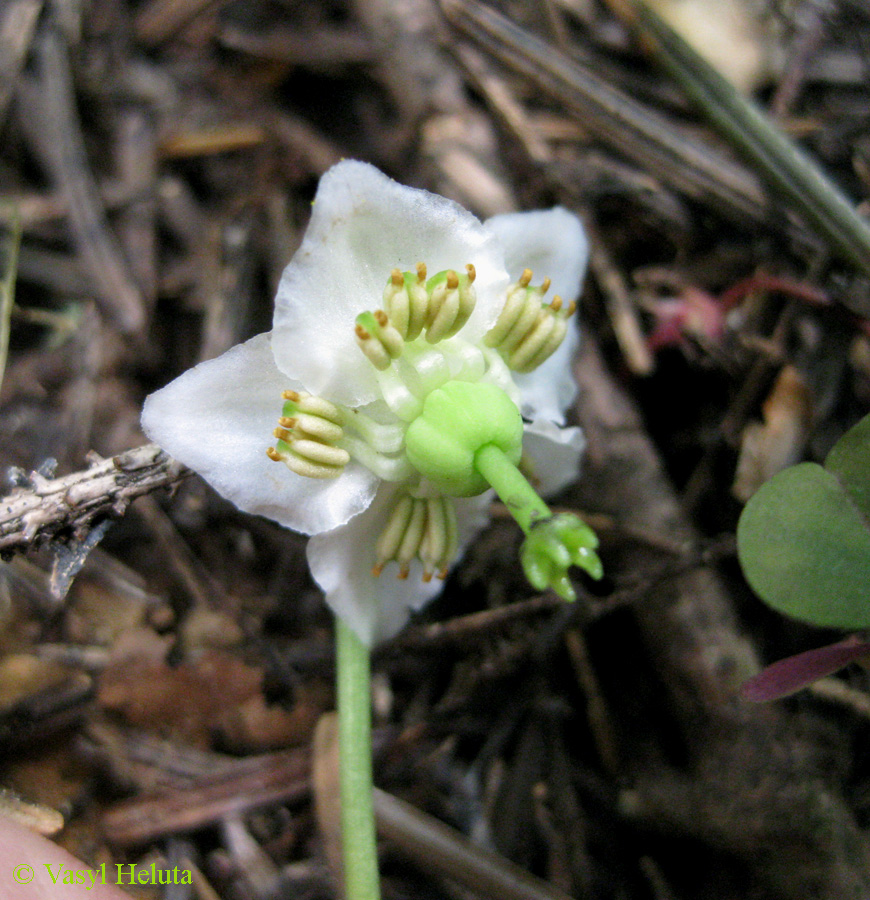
266, 261, 600, 594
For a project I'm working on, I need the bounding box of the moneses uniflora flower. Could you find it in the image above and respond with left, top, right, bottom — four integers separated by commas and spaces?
142, 161, 601, 645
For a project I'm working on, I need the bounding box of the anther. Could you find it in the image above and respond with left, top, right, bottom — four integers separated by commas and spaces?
356, 310, 404, 369
372, 492, 458, 581
269, 390, 349, 479
383, 266, 429, 341
281, 390, 343, 424
424, 264, 477, 343
484, 271, 574, 372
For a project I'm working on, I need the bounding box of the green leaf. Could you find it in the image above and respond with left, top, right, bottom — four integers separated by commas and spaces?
737, 462, 870, 628
825, 412, 870, 521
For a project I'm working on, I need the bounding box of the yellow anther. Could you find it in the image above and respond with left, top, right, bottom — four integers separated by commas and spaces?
355, 310, 404, 369
292, 412, 344, 443
373, 492, 458, 581
269, 390, 348, 479
282, 390, 344, 424
424, 264, 477, 343
384, 265, 429, 341
508, 311, 560, 373
291, 438, 350, 467
266, 443, 346, 479
500, 297, 541, 353
420, 496, 458, 581
485, 272, 574, 372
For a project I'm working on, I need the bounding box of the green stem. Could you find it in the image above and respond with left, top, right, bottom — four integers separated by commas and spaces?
474, 442, 550, 533
336, 617, 381, 900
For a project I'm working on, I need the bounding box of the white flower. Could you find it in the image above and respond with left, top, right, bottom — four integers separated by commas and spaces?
142, 161, 590, 646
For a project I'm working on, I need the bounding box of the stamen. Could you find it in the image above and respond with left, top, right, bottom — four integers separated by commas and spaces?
355, 310, 403, 370
424, 264, 477, 343
484, 270, 575, 373
340, 434, 413, 482
419, 497, 458, 581
281, 390, 343, 424
373, 492, 459, 581
383, 264, 429, 340
267, 443, 345, 479
508, 311, 561, 373
345, 409, 405, 453
268, 390, 350, 479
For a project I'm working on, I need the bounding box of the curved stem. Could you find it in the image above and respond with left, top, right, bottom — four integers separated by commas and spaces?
336, 616, 381, 900
474, 442, 550, 533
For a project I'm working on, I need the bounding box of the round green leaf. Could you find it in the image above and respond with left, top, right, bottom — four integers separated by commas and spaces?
825, 412, 870, 521
737, 462, 870, 628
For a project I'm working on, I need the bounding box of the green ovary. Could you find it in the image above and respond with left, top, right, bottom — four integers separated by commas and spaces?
404, 381, 523, 497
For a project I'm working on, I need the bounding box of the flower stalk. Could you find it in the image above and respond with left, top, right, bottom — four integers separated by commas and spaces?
336, 616, 381, 900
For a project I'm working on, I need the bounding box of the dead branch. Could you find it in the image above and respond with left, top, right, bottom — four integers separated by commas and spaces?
0, 443, 189, 555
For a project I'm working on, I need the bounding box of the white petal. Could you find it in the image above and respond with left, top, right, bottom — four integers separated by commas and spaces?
272, 160, 509, 407
307, 482, 492, 646
523, 421, 585, 498
141, 333, 379, 535
486, 207, 588, 423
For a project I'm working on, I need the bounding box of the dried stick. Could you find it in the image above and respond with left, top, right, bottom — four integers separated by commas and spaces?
0, 0, 41, 126
440, 0, 775, 227
33, 27, 146, 334
0, 444, 189, 555
615, 0, 870, 274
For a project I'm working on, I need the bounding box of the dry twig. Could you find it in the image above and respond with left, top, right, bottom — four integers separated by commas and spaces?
0, 444, 189, 555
